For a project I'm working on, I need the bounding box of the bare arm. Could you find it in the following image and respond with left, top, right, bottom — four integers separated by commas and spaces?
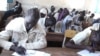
66, 40, 87, 49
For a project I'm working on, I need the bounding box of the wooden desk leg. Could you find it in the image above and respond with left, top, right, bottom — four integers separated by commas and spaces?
0, 47, 3, 54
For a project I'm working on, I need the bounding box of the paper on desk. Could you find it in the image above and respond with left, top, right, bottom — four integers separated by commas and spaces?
77, 49, 100, 56
12, 50, 51, 56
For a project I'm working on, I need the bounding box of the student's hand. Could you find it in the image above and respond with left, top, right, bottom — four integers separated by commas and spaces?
13, 42, 18, 46
10, 45, 26, 55
86, 46, 95, 53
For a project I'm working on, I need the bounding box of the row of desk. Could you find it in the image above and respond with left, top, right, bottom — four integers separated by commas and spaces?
0, 32, 79, 56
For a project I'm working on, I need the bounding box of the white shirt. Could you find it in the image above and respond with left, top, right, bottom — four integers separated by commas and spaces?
0, 17, 47, 50
71, 23, 100, 45
63, 15, 73, 24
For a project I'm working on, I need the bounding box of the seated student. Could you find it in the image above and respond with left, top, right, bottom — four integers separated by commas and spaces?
38, 8, 56, 32
66, 23, 100, 52
0, 8, 47, 55
57, 8, 63, 21
78, 10, 86, 22
38, 8, 48, 29
58, 8, 69, 21
86, 11, 91, 17
72, 11, 83, 32
48, 5, 56, 17
0, 1, 22, 28
70, 8, 76, 16
54, 8, 63, 21
47, 16, 56, 32
61, 14, 73, 33
73, 11, 80, 24
86, 13, 95, 25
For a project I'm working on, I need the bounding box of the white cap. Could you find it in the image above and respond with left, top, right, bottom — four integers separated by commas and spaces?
40, 8, 47, 15
91, 23, 100, 31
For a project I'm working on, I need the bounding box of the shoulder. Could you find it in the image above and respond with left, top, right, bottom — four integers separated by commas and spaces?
5, 17, 25, 32
35, 23, 46, 35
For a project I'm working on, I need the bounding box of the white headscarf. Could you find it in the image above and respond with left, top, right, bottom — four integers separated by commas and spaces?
91, 23, 100, 31
40, 8, 48, 16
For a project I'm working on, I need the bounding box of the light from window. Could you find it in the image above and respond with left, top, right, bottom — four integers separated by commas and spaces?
0, 0, 7, 11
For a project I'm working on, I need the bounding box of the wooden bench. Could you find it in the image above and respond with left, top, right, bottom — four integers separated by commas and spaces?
46, 32, 64, 47
46, 32, 64, 42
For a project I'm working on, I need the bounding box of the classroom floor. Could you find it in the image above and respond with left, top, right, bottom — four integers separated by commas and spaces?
0, 47, 80, 56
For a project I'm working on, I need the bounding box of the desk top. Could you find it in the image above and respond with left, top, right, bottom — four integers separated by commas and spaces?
0, 47, 79, 56
47, 32, 64, 35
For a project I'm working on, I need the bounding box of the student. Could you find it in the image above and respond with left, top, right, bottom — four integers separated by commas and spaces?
66, 23, 100, 52
78, 10, 86, 22
38, 8, 56, 32
70, 8, 76, 16
58, 8, 69, 21
38, 8, 48, 29
72, 11, 82, 32
86, 13, 95, 25
48, 5, 56, 17
0, 8, 47, 55
47, 16, 56, 32
61, 14, 73, 33
57, 8, 63, 21
0, 1, 22, 28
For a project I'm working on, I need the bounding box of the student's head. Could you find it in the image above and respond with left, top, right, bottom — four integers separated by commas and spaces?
75, 11, 79, 15
64, 8, 69, 13
51, 5, 55, 12
40, 8, 48, 18
16, 1, 19, 4
45, 16, 56, 27
25, 8, 40, 26
88, 11, 91, 14
63, 8, 69, 16
90, 13, 95, 18
58, 8, 63, 13
80, 10, 86, 16
71, 8, 76, 12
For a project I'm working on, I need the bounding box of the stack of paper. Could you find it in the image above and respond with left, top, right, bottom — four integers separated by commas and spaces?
77, 49, 100, 56
12, 50, 51, 56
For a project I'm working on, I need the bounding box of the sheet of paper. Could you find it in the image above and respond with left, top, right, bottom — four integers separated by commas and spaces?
12, 50, 51, 56
77, 49, 100, 56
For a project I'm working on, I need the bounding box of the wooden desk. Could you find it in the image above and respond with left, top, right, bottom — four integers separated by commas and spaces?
46, 32, 64, 42
46, 32, 64, 47
0, 47, 79, 56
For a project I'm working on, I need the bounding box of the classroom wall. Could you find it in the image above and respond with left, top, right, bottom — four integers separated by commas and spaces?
8, 0, 94, 13
16, 0, 68, 13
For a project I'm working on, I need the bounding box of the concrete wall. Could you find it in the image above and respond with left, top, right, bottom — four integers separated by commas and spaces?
7, 0, 95, 13
14, 0, 94, 12
16, 0, 68, 13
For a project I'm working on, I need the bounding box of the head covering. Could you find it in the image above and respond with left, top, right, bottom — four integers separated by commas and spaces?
91, 23, 100, 31
40, 8, 47, 15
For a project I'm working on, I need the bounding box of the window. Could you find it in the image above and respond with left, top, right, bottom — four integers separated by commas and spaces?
95, 0, 100, 13
0, 0, 7, 11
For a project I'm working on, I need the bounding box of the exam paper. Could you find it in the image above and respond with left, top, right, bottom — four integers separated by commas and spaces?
77, 49, 100, 56
12, 50, 51, 56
